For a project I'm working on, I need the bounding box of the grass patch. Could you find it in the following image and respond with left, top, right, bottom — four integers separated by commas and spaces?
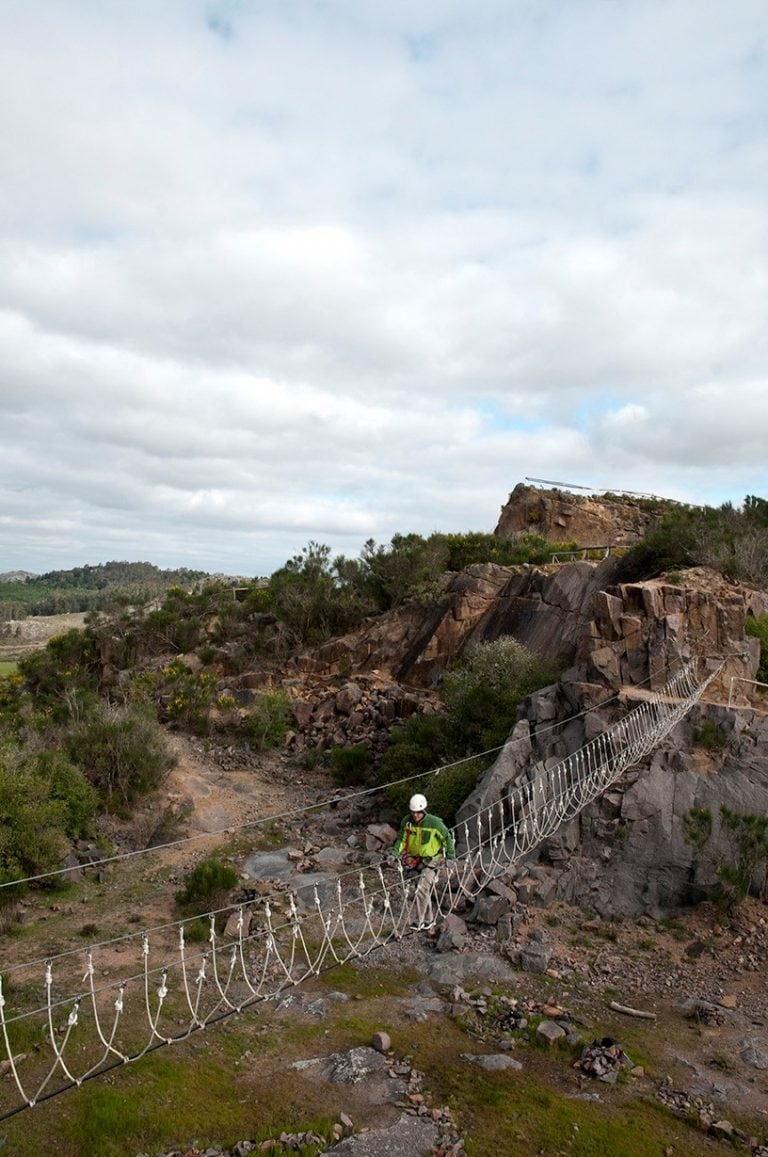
0, 1016, 352, 1156
315, 960, 421, 999
0, 661, 18, 676
396, 1017, 723, 1156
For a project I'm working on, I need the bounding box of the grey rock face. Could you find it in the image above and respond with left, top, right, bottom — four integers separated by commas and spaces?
455, 564, 768, 916
327, 1112, 439, 1156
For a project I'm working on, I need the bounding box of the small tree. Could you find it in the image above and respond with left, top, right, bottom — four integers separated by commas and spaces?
442, 637, 559, 753
65, 701, 175, 807
683, 804, 768, 912
718, 806, 768, 909
244, 689, 292, 750
0, 746, 70, 925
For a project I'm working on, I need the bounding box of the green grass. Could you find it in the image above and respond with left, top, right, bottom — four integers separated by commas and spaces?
315, 960, 420, 998
0, 661, 17, 676
396, 1017, 728, 1156
0, 967, 759, 1157
0, 1017, 340, 1156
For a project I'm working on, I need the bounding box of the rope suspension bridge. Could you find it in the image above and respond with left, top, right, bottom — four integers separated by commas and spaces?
0, 661, 721, 1118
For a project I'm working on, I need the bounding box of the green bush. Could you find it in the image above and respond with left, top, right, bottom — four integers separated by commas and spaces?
18, 629, 101, 707
746, 614, 768, 683
683, 804, 768, 912
329, 743, 371, 787
30, 749, 98, 838
378, 639, 558, 822
386, 757, 485, 827
442, 637, 560, 753
694, 720, 727, 751
65, 702, 175, 807
244, 688, 292, 750
133, 659, 218, 734
0, 745, 70, 908
175, 854, 239, 912
377, 713, 453, 790
682, 806, 712, 857
615, 496, 768, 585
717, 806, 768, 909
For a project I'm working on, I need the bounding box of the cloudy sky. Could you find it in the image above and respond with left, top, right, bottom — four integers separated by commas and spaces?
2, 1, 767, 578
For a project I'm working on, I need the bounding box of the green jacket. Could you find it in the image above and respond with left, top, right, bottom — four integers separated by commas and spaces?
394, 811, 455, 865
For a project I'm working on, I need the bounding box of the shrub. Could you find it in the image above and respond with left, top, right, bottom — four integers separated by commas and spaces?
0, 745, 70, 911
175, 854, 239, 913
65, 702, 175, 807
694, 720, 727, 751
244, 689, 292, 750
442, 637, 560, 753
378, 639, 558, 822
30, 749, 98, 838
683, 804, 768, 912
615, 496, 768, 584
133, 659, 218, 734
745, 614, 768, 684
717, 806, 768, 909
682, 806, 712, 857
377, 713, 453, 790
386, 757, 486, 826
18, 629, 101, 707
329, 743, 371, 787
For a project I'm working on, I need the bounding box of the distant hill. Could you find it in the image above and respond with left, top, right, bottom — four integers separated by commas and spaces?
0, 560, 217, 619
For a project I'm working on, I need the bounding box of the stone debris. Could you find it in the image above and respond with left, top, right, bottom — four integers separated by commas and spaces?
576, 1039, 633, 1084
461, 1052, 523, 1072
655, 1077, 768, 1152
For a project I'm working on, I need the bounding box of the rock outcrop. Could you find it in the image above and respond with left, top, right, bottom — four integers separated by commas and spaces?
455, 566, 768, 916
300, 558, 622, 689
494, 482, 669, 547
297, 561, 762, 696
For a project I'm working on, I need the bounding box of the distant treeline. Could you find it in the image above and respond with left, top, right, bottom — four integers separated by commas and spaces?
0, 561, 209, 619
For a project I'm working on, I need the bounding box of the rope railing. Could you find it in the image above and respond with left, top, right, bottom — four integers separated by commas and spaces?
0, 661, 720, 1118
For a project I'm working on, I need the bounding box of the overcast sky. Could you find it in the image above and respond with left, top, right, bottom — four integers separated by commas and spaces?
2, 1, 767, 578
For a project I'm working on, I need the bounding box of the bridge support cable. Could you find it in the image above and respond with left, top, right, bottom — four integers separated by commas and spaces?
0, 662, 719, 1118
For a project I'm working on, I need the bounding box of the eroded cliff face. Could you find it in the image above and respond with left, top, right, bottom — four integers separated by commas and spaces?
494, 482, 666, 547
302, 561, 762, 697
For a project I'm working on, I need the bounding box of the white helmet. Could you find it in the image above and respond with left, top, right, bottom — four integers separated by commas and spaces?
409, 793, 428, 812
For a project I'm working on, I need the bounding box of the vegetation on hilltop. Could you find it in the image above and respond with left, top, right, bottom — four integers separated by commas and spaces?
0, 560, 209, 619
615, 495, 768, 586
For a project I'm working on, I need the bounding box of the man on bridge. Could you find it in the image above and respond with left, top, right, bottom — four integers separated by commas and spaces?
393, 793, 455, 930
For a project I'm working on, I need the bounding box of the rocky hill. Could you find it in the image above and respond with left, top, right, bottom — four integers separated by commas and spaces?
494, 481, 673, 547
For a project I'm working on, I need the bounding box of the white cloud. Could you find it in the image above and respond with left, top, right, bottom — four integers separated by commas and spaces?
0, 1, 766, 574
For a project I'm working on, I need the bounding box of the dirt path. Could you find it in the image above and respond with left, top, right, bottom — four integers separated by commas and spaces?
164, 734, 303, 836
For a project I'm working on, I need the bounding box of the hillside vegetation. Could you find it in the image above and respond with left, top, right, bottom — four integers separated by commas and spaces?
0, 560, 209, 619
615, 494, 768, 586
